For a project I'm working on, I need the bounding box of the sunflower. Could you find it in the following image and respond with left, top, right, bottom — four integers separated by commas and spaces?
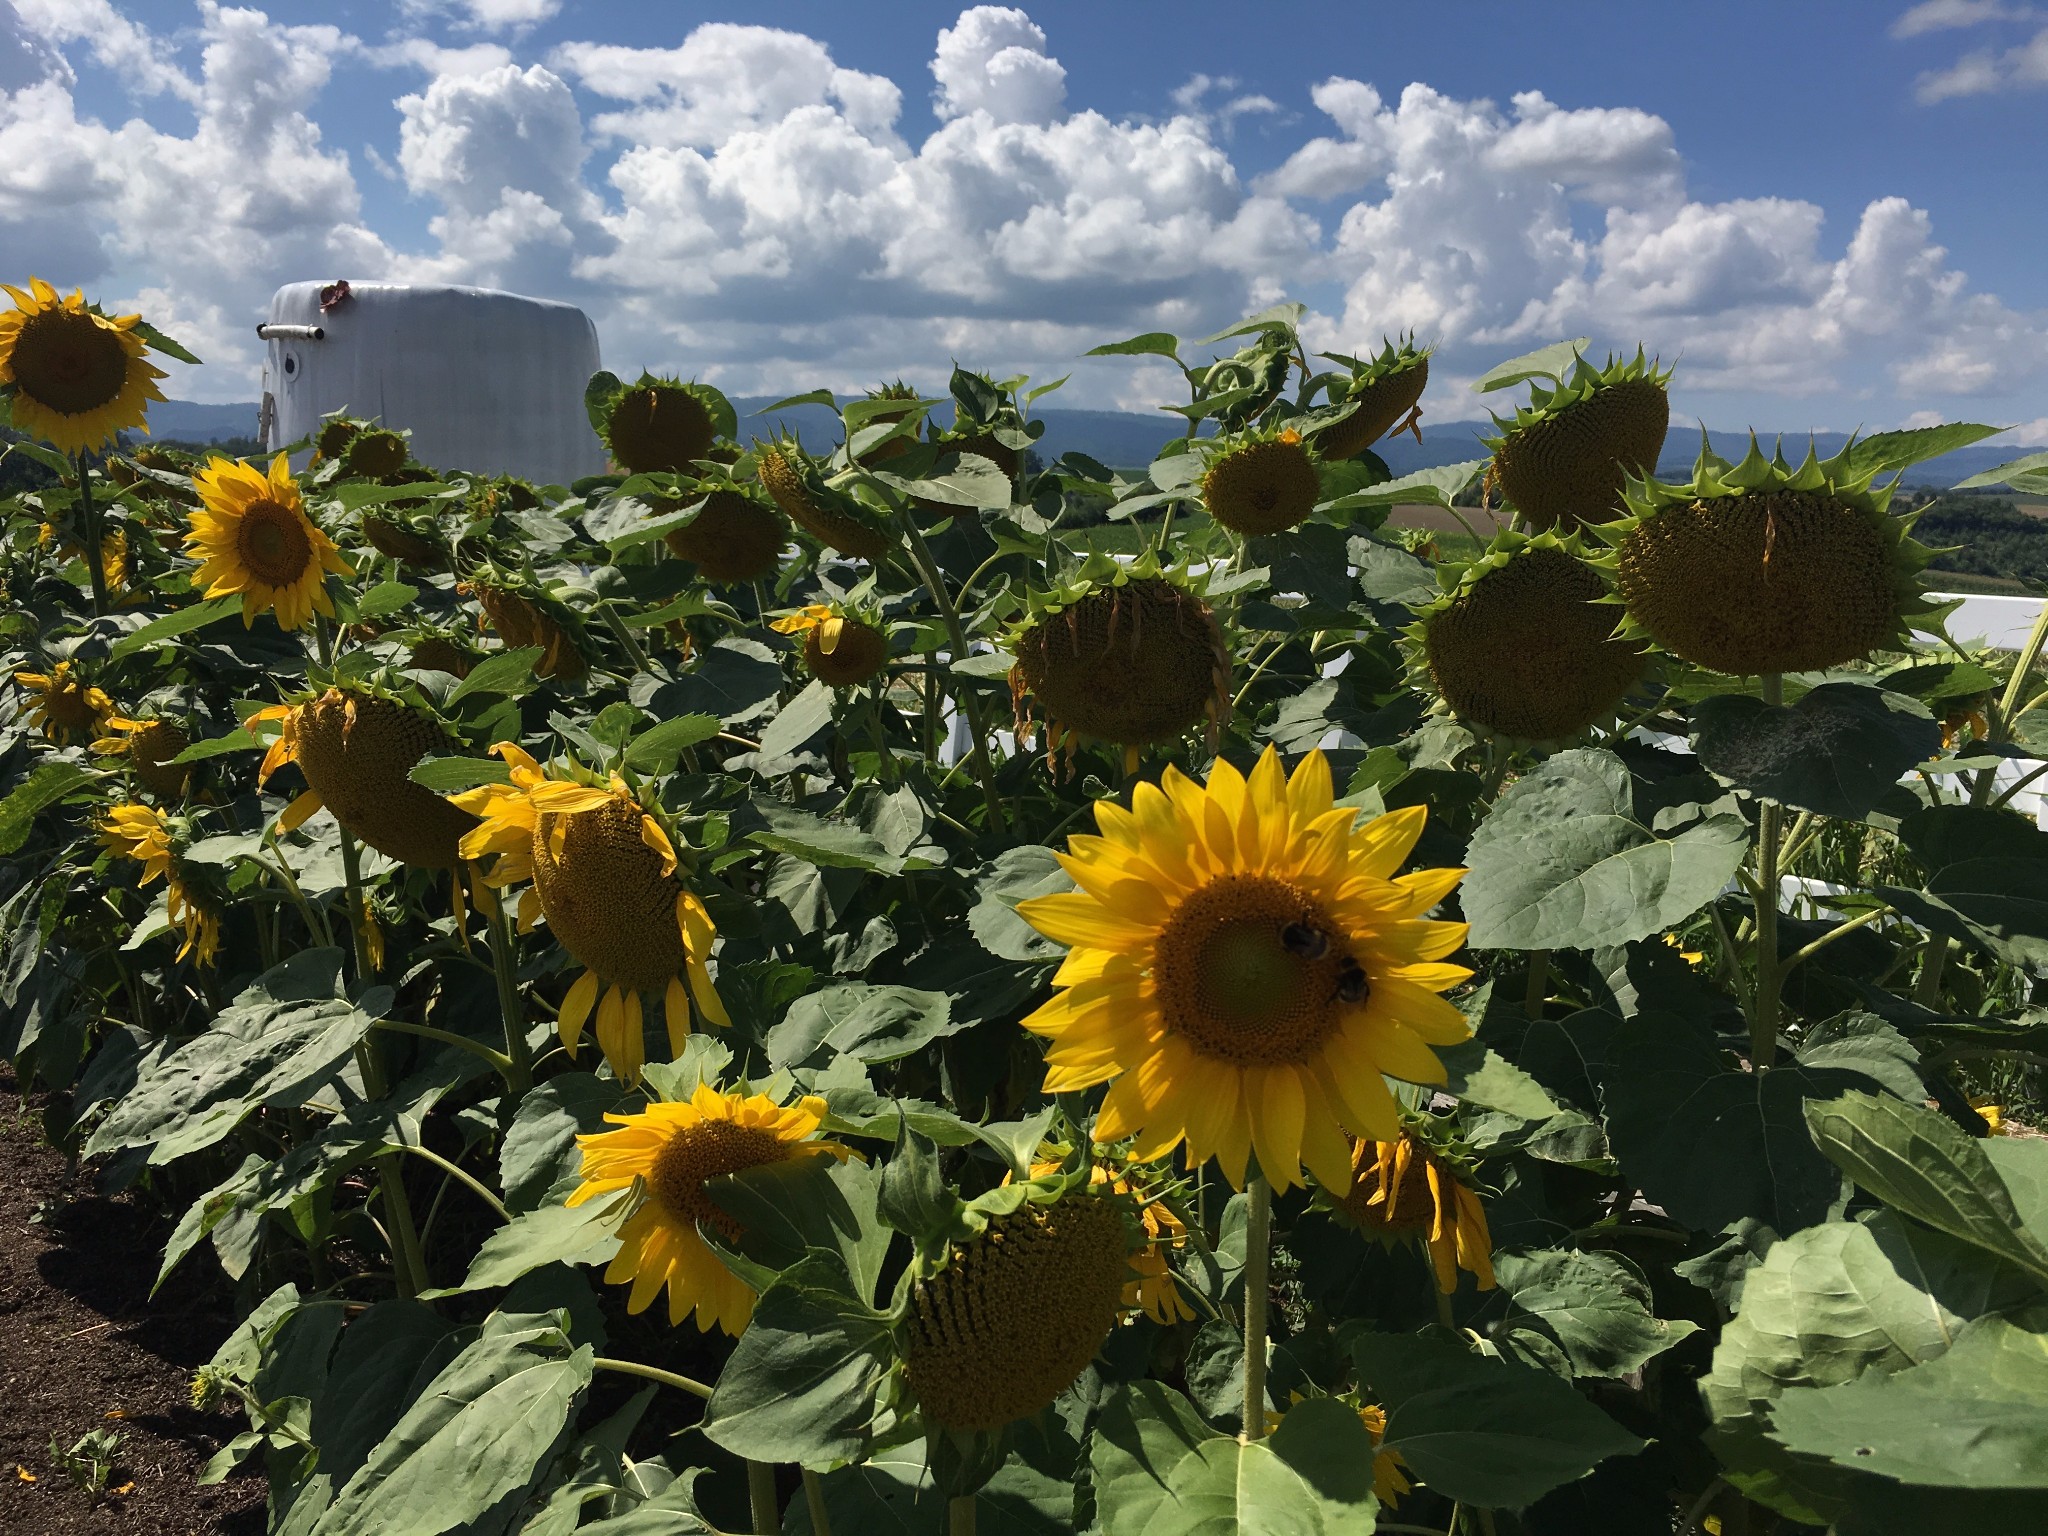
755, 438, 894, 561
244, 688, 478, 868
39, 522, 129, 592
1201, 427, 1322, 537
451, 744, 728, 1082
98, 802, 218, 965
13, 661, 114, 744
93, 714, 191, 799
1017, 746, 1471, 1193
901, 1188, 1135, 1431
0, 278, 169, 455
662, 489, 786, 584
602, 378, 716, 475
770, 603, 890, 687
1266, 1392, 1412, 1506
1336, 1127, 1495, 1294
567, 1085, 853, 1334
1028, 1158, 1192, 1324
184, 454, 353, 630
464, 581, 586, 683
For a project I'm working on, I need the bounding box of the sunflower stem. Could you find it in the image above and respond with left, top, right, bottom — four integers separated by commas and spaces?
802, 1468, 832, 1536
73, 453, 109, 618
1522, 950, 1549, 1021
483, 877, 534, 1093
336, 826, 377, 982
948, 1494, 977, 1536
354, 1039, 429, 1299
1241, 1171, 1272, 1442
1749, 674, 1784, 1070
746, 1460, 779, 1534
599, 602, 651, 675
901, 520, 1005, 830
590, 1356, 714, 1399
370, 1016, 513, 1076
394, 1140, 510, 1222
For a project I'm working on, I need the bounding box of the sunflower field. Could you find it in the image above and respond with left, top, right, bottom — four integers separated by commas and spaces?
6, 278, 2048, 1536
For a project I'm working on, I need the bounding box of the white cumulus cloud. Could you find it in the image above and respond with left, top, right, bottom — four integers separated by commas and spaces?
931, 5, 1067, 125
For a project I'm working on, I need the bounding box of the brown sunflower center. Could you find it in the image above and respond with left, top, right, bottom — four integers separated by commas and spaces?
46, 683, 103, 732
531, 797, 687, 992
1341, 1144, 1437, 1234
236, 499, 314, 586
1151, 875, 1358, 1065
647, 1120, 793, 1240
12, 309, 129, 416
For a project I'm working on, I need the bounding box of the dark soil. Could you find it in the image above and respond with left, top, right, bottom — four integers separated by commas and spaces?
0, 1072, 265, 1535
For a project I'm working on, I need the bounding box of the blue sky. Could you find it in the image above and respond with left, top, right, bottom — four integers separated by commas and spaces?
8, 0, 2048, 437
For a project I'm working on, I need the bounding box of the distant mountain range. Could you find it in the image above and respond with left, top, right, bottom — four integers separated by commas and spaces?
156, 397, 2039, 490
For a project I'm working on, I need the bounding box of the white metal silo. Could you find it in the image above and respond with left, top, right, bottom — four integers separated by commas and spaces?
258, 281, 608, 486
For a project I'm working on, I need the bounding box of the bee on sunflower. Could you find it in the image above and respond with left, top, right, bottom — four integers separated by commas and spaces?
12, 661, 115, 745
0, 278, 172, 455
98, 802, 219, 966
1018, 746, 1472, 1193
451, 744, 729, 1082
567, 1083, 854, 1334
183, 453, 353, 630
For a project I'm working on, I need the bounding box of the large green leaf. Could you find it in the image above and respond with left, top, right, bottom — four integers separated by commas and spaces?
499, 1073, 623, 1213
1090, 1381, 1379, 1536
1463, 749, 1750, 952
706, 1152, 895, 1306
765, 982, 956, 1067
1602, 1014, 1915, 1233
423, 1197, 624, 1298
0, 760, 96, 855
698, 1251, 893, 1467
1762, 1314, 2048, 1490
1350, 1331, 1642, 1508
1488, 1248, 1698, 1378
1690, 682, 1942, 820
968, 845, 1072, 962
311, 1314, 591, 1536
1839, 423, 2003, 480
308, 1302, 461, 1488
108, 593, 242, 657
748, 794, 905, 872
1473, 338, 1589, 393
84, 950, 388, 1163
1955, 449, 2048, 493
1804, 1090, 2048, 1286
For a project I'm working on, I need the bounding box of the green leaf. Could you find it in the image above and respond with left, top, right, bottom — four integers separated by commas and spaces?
1878, 812, 2048, 970
708, 1153, 894, 1306
622, 713, 720, 774
310, 1315, 591, 1536
0, 761, 95, 855
1603, 1013, 1918, 1233
1841, 423, 2004, 480
765, 983, 954, 1067
967, 845, 1072, 962
1489, 1247, 1698, 1377
1090, 1380, 1379, 1536
758, 388, 839, 414
423, 1197, 624, 1298
1351, 1330, 1643, 1508
499, 1073, 623, 1212
1473, 338, 1589, 393
84, 950, 388, 1164
355, 580, 418, 619
748, 795, 901, 873
169, 727, 259, 763
1763, 1314, 2048, 1489
445, 646, 542, 706
1316, 458, 1488, 514
406, 756, 508, 793
1955, 449, 2048, 493
108, 594, 243, 658
1086, 331, 1182, 359
1463, 749, 1751, 951
1437, 1036, 1564, 1122
752, 679, 836, 766
308, 1302, 460, 1487
1691, 682, 1942, 819
872, 454, 1013, 509
698, 1252, 892, 1467
1196, 302, 1305, 346
135, 318, 202, 364
1804, 1090, 2048, 1286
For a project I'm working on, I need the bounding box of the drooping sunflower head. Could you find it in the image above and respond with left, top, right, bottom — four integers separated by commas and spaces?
339, 427, 409, 481
93, 712, 192, 799
600, 374, 719, 476
1403, 529, 1647, 744
97, 801, 219, 965
1311, 335, 1432, 461
185, 453, 354, 630
900, 1182, 1137, 1433
852, 380, 923, 464
1201, 425, 1323, 537
770, 601, 890, 688
661, 483, 788, 585
245, 683, 478, 869
359, 500, 445, 570
460, 573, 588, 683
0, 278, 171, 455
310, 414, 361, 464
12, 661, 115, 745
1483, 347, 1671, 532
1018, 746, 1472, 1193
405, 627, 477, 680
1597, 435, 1939, 676
1007, 557, 1230, 772
755, 434, 895, 562
568, 1083, 854, 1334
1332, 1123, 1495, 1294
451, 743, 729, 1082
1025, 1153, 1193, 1325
